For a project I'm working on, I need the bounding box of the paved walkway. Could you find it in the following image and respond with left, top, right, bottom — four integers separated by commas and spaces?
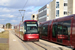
9, 30, 27, 50
9, 30, 73, 50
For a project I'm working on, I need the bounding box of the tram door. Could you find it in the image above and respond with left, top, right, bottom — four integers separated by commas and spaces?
38, 23, 49, 40
57, 24, 63, 43
52, 23, 58, 42
41, 24, 49, 40
52, 22, 63, 43
57, 20, 71, 44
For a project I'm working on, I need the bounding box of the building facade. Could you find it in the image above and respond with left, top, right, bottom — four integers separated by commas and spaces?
49, 0, 68, 20
32, 0, 75, 24
38, 0, 68, 24
50, 0, 75, 19
38, 4, 50, 24
68, 0, 75, 15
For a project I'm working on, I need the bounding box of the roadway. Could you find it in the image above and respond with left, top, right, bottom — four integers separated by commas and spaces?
9, 30, 72, 50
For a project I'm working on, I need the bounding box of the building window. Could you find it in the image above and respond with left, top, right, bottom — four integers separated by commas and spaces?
64, 3, 67, 6
38, 15, 47, 19
64, 0, 68, 2
64, 11, 67, 15
56, 2, 59, 8
56, 10, 59, 17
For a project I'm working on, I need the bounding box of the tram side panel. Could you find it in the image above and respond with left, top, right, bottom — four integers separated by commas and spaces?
15, 25, 20, 36
19, 24, 24, 40
39, 22, 50, 40
71, 16, 75, 48
39, 14, 75, 49
15, 20, 39, 41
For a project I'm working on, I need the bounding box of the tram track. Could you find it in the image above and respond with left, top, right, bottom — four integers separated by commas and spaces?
12, 30, 60, 50
11, 30, 70, 50
38, 41, 72, 50
33, 42, 59, 50
33, 42, 47, 50
11, 30, 44, 50
38, 41, 63, 50
12, 31, 48, 50
25, 42, 38, 50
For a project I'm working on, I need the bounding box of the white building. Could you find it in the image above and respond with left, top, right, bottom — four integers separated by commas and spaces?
38, 4, 50, 24
32, 0, 75, 24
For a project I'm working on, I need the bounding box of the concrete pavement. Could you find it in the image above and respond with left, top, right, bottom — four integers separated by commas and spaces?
9, 30, 73, 50
9, 31, 28, 50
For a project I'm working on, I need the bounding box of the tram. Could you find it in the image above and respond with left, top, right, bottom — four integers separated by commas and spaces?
15, 20, 39, 41
39, 14, 75, 49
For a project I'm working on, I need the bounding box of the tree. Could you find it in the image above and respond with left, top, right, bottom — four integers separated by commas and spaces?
6, 23, 11, 29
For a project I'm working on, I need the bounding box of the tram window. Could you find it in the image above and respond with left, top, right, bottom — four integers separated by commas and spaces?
38, 25, 42, 33
42, 24, 48, 36
63, 26, 68, 35
24, 22, 26, 29
38, 27, 40, 33
24, 25, 26, 30
52, 24, 58, 38
26, 24, 38, 33
58, 25, 63, 35
63, 20, 71, 40
57, 20, 71, 40
39, 27, 43, 34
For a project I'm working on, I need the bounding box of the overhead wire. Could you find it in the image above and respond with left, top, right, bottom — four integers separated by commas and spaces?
22, 0, 28, 10
15, 0, 53, 20
15, 0, 28, 21
19, 0, 28, 21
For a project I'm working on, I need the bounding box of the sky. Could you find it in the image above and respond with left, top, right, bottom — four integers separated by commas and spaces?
0, 0, 53, 25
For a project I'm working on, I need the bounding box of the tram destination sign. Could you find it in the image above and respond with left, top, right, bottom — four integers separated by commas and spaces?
26, 22, 37, 24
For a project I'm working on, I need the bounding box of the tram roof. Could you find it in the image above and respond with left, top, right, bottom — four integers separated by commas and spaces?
24, 20, 37, 22
53, 14, 75, 22
39, 14, 75, 25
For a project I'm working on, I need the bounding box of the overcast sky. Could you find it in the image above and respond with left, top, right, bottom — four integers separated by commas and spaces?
0, 0, 53, 25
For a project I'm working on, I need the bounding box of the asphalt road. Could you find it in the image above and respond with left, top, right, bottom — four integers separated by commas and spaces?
9, 30, 73, 50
